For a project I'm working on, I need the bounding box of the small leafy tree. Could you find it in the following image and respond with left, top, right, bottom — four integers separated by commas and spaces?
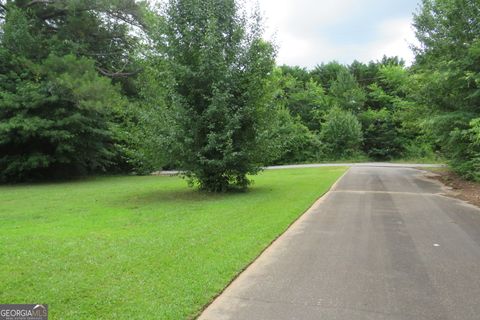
157, 0, 275, 192
320, 107, 363, 158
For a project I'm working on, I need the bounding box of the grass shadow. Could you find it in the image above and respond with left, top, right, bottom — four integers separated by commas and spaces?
119, 185, 273, 208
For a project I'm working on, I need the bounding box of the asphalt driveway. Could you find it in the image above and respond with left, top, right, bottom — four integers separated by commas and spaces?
199, 166, 480, 320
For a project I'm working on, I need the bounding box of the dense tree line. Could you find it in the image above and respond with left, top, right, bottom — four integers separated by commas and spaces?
0, 0, 478, 190
0, 0, 147, 182
412, 0, 480, 180
266, 58, 417, 164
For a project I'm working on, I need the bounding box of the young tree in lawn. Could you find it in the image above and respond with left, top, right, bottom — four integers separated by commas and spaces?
158, 0, 276, 192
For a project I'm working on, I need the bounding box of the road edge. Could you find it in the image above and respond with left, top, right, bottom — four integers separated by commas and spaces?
195, 167, 351, 319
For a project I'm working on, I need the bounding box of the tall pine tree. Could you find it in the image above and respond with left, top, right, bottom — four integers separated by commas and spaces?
0, 0, 145, 182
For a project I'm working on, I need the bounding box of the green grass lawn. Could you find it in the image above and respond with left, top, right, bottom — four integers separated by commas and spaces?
0, 167, 345, 319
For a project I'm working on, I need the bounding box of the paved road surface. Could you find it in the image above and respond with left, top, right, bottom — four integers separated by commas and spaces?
199, 166, 480, 320
266, 162, 445, 170
158, 162, 445, 176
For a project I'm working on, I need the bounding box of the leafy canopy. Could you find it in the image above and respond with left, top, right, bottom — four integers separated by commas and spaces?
156, 0, 276, 192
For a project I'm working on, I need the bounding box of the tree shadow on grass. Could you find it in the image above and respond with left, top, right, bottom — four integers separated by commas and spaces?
119, 185, 273, 208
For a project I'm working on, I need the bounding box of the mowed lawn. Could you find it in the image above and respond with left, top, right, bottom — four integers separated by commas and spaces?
0, 167, 346, 319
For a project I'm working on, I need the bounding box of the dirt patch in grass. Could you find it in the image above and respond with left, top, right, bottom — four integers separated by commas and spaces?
423, 168, 480, 208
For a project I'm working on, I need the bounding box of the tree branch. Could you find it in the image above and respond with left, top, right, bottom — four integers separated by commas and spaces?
96, 66, 141, 78
24, 0, 55, 7
105, 10, 147, 30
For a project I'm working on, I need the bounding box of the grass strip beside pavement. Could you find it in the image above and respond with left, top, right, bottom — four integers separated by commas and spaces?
0, 167, 346, 319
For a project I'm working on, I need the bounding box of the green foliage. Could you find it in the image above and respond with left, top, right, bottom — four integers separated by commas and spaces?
156, 0, 276, 192
359, 65, 415, 160
267, 58, 424, 164
255, 68, 319, 164
412, 0, 480, 179
447, 120, 480, 181
281, 77, 328, 131
0, 168, 346, 319
310, 61, 349, 91
279, 65, 311, 83
0, 52, 122, 182
468, 119, 480, 180
402, 140, 439, 162
329, 69, 367, 113
112, 58, 176, 174
423, 112, 480, 180
1, 0, 146, 90
471, 118, 480, 144
376, 65, 409, 97
349, 60, 380, 88
267, 107, 321, 164
320, 107, 363, 158
0, 0, 149, 181
359, 109, 405, 160
367, 65, 409, 111
4, 0, 473, 184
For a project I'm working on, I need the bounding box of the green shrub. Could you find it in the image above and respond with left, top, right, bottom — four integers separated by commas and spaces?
448, 119, 480, 181
267, 107, 321, 164
320, 107, 363, 158
402, 140, 438, 162
423, 113, 479, 181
